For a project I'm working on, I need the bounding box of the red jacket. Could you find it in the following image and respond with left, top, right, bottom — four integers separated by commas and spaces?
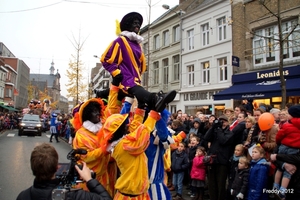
276, 118, 300, 148
190, 155, 206, 181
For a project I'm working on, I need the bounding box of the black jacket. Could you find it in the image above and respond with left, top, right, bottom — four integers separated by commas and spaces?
16, 178, 112, 200
204, 126, 234, 165
232, 122, 245, 147
231, 168, 249, 199
171, 150, 189, 173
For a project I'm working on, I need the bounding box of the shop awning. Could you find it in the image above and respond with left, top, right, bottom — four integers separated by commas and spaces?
0, 105, 19, 112
214, 78, 300, 100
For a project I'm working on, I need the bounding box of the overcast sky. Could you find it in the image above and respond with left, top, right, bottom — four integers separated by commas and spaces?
0, 0, 177, 97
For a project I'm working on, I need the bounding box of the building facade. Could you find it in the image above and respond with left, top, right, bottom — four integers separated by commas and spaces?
214, 0, 300, 108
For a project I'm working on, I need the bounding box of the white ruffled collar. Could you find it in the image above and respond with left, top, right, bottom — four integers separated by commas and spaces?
82, 121, 102, 134
120, 31, 144, 44
106, 137, 123, 153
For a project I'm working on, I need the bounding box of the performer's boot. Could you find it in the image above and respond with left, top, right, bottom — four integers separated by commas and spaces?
153, 90, 177, 113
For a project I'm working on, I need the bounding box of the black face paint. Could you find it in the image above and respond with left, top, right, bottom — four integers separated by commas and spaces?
129, 19, 141, 34
90, 108, 100, 124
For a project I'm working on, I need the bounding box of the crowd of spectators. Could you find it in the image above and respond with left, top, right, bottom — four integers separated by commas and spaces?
166, 102, 300, 200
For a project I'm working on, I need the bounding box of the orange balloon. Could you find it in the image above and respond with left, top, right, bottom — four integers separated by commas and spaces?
258, 112, 275, 131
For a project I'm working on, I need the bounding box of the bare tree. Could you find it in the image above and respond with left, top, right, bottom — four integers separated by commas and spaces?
66, 30, 88, 105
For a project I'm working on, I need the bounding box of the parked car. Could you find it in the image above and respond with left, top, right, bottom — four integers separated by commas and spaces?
18, 114, 42, 136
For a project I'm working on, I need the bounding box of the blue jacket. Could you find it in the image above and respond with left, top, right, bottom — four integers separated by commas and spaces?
248, 158, 269, 200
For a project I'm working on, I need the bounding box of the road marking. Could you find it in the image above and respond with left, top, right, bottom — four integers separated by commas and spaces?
7, 133, 15, 137
46, 135, 51, 138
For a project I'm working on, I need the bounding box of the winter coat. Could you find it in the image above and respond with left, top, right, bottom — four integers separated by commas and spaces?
231, 168, 249, 199
188, 145, 199, 167
276, 118, 300, 148
248, 158, 269, 200
190, 155, 206, 181
204, 126, 234, 165
228, 155, 241, 187
16, 178, 112, 200
232, 121, 246, 148
171, 150, 189, 173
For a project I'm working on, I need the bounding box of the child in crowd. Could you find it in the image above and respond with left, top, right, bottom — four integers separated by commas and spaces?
231, 156, 250, 200
273, 104, 300, 199
227, 144, 245, 200
190, 146, 207, 200
185, 132, 197, 147
248, 145, 269, 200
171, 142, 189, 200
187, 136, 200, 197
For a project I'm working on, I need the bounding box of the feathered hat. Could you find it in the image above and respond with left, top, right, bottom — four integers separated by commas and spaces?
72, 98, 105, 131
120, 12, 143, 32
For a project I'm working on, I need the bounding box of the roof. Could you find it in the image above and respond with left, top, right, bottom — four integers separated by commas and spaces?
30, 74, 58, 87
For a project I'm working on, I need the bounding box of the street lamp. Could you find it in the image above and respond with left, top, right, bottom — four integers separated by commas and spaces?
162, 4, 186, 16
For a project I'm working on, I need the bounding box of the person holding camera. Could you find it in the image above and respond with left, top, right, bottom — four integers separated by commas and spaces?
16, 143, 112, 200
204, 115, 235, 200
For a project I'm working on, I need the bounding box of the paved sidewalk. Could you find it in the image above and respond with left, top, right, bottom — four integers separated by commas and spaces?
169, 184, 210, 200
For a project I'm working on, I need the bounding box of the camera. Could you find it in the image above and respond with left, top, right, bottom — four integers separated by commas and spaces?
213, 119, 223, 128
55, 149, 96, 189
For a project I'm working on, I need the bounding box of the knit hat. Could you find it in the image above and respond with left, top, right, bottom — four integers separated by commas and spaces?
120, 12, 143, 32
288, 105, 300, 118
219, 115, 228, 122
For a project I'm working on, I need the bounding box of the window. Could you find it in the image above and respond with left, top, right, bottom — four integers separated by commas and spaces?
142, 71, 148, 87
283, 19, 300, 58
253, 27, 275, 64
5, 88, 12, 98
291, 20, 300, 57
143, 42, 148, 55
163, 58, 169, 85
217, 17, 226, 41
187, 65, 194, 86
154, 35, 160, 50
202, 23, 209, 46
173, 55, 180, 81
218, 57, 228, 81
173, 25, 180, 43
153, 61, 159, 85
163, 30, 170, 47
187, 29, 194, 50
202, 61, 210, 84
265, 27, 275, 62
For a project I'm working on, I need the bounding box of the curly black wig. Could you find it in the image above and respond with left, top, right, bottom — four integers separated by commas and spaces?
120, 12, 143, 32
82, 101, 102, 122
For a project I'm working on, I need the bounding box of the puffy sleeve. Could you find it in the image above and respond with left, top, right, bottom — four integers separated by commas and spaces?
73, 129, 107, 163
100, 38, 122, 77
122, 110, 160, 155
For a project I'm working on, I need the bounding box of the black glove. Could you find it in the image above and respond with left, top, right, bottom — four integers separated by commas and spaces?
112, 73, 123, 86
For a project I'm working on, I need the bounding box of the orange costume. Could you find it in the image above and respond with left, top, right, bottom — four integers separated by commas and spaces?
102, 109, 161, 200
72, 86, 120, 197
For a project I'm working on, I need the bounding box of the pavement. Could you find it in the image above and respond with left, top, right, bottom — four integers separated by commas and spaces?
169, 184, 210, 200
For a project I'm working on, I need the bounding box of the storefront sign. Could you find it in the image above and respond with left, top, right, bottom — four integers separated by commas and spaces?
256, 70, 289, 79
241, 94, 265, 98
184, 91, 218, 101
